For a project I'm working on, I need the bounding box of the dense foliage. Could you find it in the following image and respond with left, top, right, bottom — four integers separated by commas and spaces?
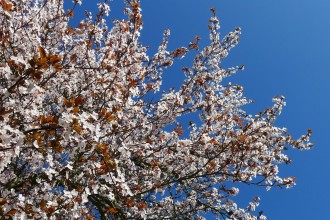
0, 0, 313, 219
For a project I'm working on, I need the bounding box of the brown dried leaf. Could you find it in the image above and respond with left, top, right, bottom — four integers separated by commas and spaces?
40, 199, 47, 210
0, 198, 8, 205
1, 0, 12, 12
174, 124, 183, 136
6, 209, 17, 215
72, 107, 79, 115
38, 46, 47, 58
49, 54, 62, 64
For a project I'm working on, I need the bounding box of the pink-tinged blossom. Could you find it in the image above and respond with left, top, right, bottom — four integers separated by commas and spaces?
0, 0, 313, 219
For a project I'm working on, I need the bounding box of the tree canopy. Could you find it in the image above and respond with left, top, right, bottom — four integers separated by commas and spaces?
0, 0, 313, 219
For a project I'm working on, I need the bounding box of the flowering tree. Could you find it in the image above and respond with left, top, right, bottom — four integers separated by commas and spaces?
0, 0, 313, 219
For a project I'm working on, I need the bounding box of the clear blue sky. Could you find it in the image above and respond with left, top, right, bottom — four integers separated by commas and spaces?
69, 0, 329, 219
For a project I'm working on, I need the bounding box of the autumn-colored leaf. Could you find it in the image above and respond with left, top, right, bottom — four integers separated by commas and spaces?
65, 203, 73, 209
174, 124, 183, 136
74, 197, 82, 203
38, 46, 47, 58
23, 204, 33, 214
6, 209, 17, 215
96, 143, 108, 152
208, 160, 217, 167
99, 108, 106, 117
33, 132, 41, 139
206, 167, 213, 173
1, 0, 12, 12
70, 54, 77, 63
128, 79, 138, 87
67, 9, 74, 18
233, 115, 244, 127
109, 207, 118, 214
126, 199, 134, 208
87, 40, 92, 49
171, 47, 188, 57
54, 63, 62, 71
0, 198, 8, 205
150, 161, 159, 167
130, 2, 140, 9
209, 138, 218, 144
238, 135, 247, 142
196, 76, 204, 84
56, 198, 63, 205
47, 206, 56, 214
38, 57, 48, 65
72, 107, 79, 115
40, 199, 47, 210
74, 125, 83, 134
32, 70, 43, 81
39, 115, 46, 124
63, 97, 73, 108
146, 83, 152, 90
74, 96, 84, 106
145, 137, 153, 144
189, 42, 198, 50
55, 143, 63, 153
105, 112, 115, 121
0, 108, 13, 116
49, 54, 62, 64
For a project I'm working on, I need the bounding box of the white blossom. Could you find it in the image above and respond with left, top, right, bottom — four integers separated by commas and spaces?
0, 0, 312, 219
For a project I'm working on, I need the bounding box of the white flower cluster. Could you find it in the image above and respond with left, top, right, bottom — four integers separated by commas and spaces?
0, 0, 312, 219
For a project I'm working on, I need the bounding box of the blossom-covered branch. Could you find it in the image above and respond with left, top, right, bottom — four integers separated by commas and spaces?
0, 0, 312, 219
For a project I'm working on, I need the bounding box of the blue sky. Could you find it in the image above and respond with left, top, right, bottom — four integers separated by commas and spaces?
140, 1, 329, 219
69, 0, 329, 219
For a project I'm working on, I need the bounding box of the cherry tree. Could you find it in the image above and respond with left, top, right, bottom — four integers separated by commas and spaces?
0, 0, 313, 219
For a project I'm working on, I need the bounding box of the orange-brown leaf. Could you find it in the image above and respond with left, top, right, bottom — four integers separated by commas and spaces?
87, 40, 92, 49
32, 70, 43, 81
63, 98, 73, 108
174, 124, 183, 136
74, 96, 84, 106
135, 185, 142, 190
40, 199, 47, 210
6, 209, 17, 215
109, 208, 118, 214
99, 108, 106, 117
74, 125, 83, 134
126, 199, 134, 208
239, 135, 247, 142
54, 63, 62, 71
74, 197, 82, 203
150, 161, 159, 167
1, 0, 12, 12
209, 138, 218, 144
70, 54, 77, 63
137, 203, 147, 210
47, 206, 56, 214
0, 198, 8, 205
49, 54, 62, 64
96, 143, 108, 152
67, 9, 74, 18
105, 112, 115, 121
72, 107, 79, 115
38, 46, 47, 58
130, 2, 140, 9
